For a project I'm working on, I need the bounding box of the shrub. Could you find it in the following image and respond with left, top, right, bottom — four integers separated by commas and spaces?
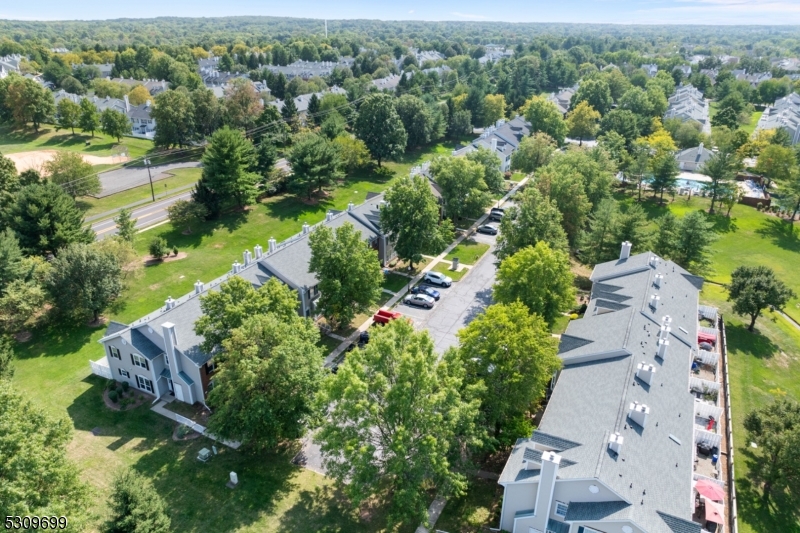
149, 237, 168, 259
139, 395, 144, 400
172, 246, 178, 256
107, 379, 116, 390
108, 390, 119, 403
177, 425, 190, 438
756, 202, 763, 211
121, 381, 129, 392
569, 313, 579, 320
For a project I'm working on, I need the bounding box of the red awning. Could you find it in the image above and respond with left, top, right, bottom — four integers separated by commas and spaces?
704, 498, 725, 524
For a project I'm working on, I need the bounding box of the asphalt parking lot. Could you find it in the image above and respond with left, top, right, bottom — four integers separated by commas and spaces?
397, 230, 498, 353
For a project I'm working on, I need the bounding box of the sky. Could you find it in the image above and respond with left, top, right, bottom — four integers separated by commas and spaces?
3, 0, 800, 25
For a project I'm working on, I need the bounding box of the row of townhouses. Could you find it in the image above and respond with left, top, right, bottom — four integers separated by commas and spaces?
664, 84, 711, 135
497, 244, 725, 533
756, 92, 800, 145
53, 90, 156, 139
91, 196, 394, 404
267, 85, 348, 117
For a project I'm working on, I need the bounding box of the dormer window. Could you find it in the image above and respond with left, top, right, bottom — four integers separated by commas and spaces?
555, 501, 569, 517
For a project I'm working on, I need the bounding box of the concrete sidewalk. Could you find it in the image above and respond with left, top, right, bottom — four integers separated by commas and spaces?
151, 399, 241, 449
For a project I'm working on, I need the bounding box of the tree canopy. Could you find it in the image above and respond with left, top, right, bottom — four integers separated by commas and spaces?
728, 265, 795, 332
355, 93, 407, 166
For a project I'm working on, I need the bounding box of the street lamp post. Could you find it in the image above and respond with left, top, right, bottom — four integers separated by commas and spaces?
144, 158, 155, 202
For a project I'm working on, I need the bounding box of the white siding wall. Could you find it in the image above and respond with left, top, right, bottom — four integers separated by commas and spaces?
500, 482, 538, 532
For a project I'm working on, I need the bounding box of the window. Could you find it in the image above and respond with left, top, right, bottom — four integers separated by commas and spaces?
164, 353, 169, 366
555, 501, 569, 518
109, 345, 121, 359
131, 353, 149, 370
136, 375, 154, 393
204, 361, 216, 374
118, 369, 130, 378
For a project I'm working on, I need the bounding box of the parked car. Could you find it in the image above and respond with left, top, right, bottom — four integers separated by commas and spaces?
373, 308, 403, 324
424, 271, 452, 287
357, 330, 370, 348
489, 208, 504, 221
411, 285, 441, 301
477, 224, 499, 235
404, 293, 435, 309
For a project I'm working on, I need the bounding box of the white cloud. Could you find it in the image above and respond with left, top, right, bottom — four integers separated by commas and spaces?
450, 11, 488, 20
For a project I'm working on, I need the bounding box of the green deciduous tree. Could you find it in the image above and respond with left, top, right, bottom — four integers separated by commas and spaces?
570, 77, 612, 115
511, 132, 556, 174
496, 187, 568, 262
355, 93, 407, 166
152, 88, 196, 148
755, 144, 796, 189
100, 108, 132, 142
566, 101, 601, 145
430, 156, 491, 222
198, 126, 259, 209
195, 276, 298, 357
57, 98, 80, 134
493, 242, 575, 326
0, 381, 91, 527
534, 165, 591, 246
0, 279, 46, 334
78, 98, 100, 137
4, 76, 55, 131
44, 151, 99, 198
702, 148, 741, 213
46, 242, 123, 322
286, 132, 342, 199
6, 182, 94, 256
456, 302, 560, 443
332, 134, 371, 174
381, 175, 454, 268
315, 319, 482, 528
167, 199, 208, 234
728, 265, 795, 332
395, 94, 435, 149
466, 146, 505, 193
743, 399, 800, 505
206, 312, 323, 448
579, 198, 620, 265
0, 335, 13, 380
308, 222, 383, 329
106, 468, 171, 533
523, 95, 568, 145
599, 109, 640, 148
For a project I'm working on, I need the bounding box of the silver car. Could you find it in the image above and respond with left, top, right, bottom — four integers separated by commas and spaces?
424, 271, 453, 287
404, 293, 435, 309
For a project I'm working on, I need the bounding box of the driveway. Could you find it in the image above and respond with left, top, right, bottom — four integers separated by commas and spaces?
398, 231, 498, 354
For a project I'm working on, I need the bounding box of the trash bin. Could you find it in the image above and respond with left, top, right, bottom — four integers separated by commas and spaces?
452, 258, 459, 270
711, 454, 718, 465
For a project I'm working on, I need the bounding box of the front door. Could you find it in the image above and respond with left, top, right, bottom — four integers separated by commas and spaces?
168, 379, 174, 393
174, 383, 184, 402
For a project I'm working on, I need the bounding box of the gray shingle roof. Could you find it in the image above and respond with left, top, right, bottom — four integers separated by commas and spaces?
523, 447, 576, 467
104, 321, 128, 337
178, 371, 195, 386
530, 430, 581, 451
501, 251, 704, 533
129, 329, 164, 360
565, 501, 632, 521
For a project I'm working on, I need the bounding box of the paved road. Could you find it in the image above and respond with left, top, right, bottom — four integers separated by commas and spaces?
398, 231, 498, 353
92, 190, 193, 240
91, 158, 291, 240
97, 162, 202, 197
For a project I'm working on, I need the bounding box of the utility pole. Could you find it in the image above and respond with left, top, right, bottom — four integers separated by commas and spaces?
144, 158, 155, 202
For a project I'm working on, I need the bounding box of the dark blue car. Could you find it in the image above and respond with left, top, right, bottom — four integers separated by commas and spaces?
411, 285, 441, 301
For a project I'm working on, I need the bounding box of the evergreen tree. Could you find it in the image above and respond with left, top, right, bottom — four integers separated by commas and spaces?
286, 132, 342, 200
198, 126, 259, 209
106, 469, 171, 533
307, 93, 320, 124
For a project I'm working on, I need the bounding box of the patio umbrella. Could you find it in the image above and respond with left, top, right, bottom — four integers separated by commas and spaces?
704, 498, 725, 524
696, 479, 726, 501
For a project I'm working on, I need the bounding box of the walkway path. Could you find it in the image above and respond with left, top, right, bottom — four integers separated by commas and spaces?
151, 399, 241, 449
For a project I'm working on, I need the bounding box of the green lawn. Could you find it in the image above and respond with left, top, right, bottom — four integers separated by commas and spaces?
742, 111, 763, 135
10, 142, 463, 532
382, 272, 411, 294
550, 315, 571, 335
0, 124, 153, 159
79, 167, 202, 219
617, 193, 800, 323
430, 260, 468, 282
444, 239, 490, 265
700, 285, 800, 533
317, 335, 343, 357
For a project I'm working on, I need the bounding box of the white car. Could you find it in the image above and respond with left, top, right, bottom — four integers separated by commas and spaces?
424, 271, 452, 287
404, 293, 435, 309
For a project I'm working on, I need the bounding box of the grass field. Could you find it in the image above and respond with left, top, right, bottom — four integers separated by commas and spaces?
700, 285, 800, 533
11, 140, 468, 533
617, 192, 800, 323
444, 239, 490, 265
382, 272, 411, 293
79, 167, 202, 219
430, 260, 468, 282
0, 124, 153, 159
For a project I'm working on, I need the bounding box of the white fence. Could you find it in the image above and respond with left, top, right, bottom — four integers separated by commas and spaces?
175, 414, 207, 436
696, 349, 719, 367
690, 377, 721, 394
89, 356, 113, 379
696, 428, 723, 448
719, 315, 739, 533
695, 400, 723, 421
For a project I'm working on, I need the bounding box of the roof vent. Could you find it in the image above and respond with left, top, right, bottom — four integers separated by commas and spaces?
658, 324, 672, 340
254, 244, 263, 259
636, 362, 657, 385
620, 241, 632, 260
268, 238, 277, 254
347, 202, 355, 212
164, 296, 176, 310
232, 261, 241, 274
654, 274, 664, 289
628, 401, 650, 428
650, 294, 660, 311
649, 255, 659, 268
325, 210, 333, 222
243, 249, 252, 266
608, 432, 624, 454
657, 338, 669, 359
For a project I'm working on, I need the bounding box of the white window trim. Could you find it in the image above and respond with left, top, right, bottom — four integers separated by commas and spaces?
119, 368, 130, 378
109, 346, 121, 359
136, 375, 154, 393
132, 353, 148, 369
555, 500, 569, 517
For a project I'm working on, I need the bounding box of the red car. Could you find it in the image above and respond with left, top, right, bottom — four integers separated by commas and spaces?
373, 308, 402, 324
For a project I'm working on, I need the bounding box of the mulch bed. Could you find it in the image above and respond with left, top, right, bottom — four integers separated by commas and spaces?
172, 424, 202, 442
144, 252, 188, 266
103, 387, 153, 411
